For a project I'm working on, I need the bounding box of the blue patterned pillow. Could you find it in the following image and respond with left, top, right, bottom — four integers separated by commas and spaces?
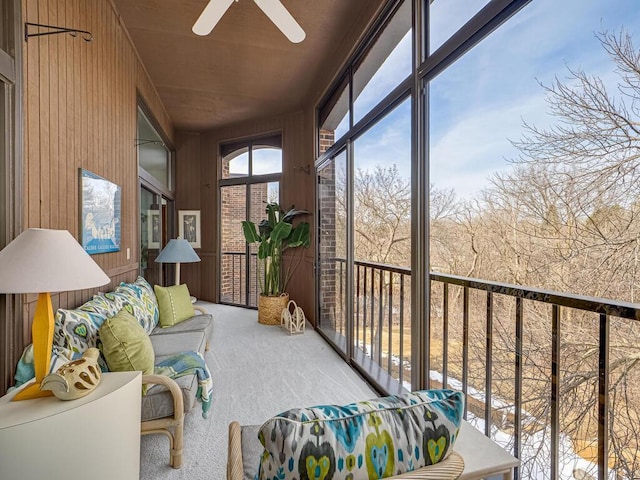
79, 294, 120, 318
53, 308, 109, 371
104, 280, 158, 335
258, 389, 464, 480
133, 276, 160, 328
54, 308, 106, 351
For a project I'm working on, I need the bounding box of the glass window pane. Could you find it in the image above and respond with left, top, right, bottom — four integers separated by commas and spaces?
429, 1, 640, 477
223, 149, 249, 179
252, 146, 282, 175
317, 151, 348, 352
429, 0, 490, 53
137, 110, 171, 189
0, 85, 5, 241
353, 97, 412, 389
220, 185, 247, 305
353, 0, 412, 124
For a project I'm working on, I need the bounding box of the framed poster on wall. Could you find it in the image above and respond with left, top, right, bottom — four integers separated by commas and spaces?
80, 169, 121, 255
179, 210, 201, 248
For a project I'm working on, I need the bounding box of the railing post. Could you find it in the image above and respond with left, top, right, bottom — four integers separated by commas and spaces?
399, 275, 405, 385
378, 268, 384, 366
462, 286, 469, 420
598, 313, 609, 480
551, 304, 560, 480
363, 267, 368, 355
514, 296, 523, 479
356, 264, 361, 352
339, 260, 344, 335
485, 291, 493, 437
388, 272, 393, 375
443, 282, 448, 387
370, 266, 375, 359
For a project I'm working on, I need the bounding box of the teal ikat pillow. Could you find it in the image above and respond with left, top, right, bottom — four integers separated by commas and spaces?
53, 307, 109, 371
257, 389, 464, 480
54, 308, 106, 352
103, 278, 158, 335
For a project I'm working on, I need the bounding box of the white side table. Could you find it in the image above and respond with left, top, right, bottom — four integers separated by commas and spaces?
0, 371, 142, 480
456, 420, 520, 480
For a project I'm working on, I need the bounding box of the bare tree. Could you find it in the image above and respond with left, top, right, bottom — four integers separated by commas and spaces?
463, 29, 640, 478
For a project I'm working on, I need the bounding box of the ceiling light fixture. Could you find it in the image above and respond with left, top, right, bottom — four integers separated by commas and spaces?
192, 0, 305, 43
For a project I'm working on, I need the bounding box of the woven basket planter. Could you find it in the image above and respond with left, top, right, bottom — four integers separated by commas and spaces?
258, 293, 289, 325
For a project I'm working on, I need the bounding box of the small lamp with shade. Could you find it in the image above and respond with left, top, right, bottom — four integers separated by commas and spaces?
0, 228, 110, 401
155, 238, 201, 286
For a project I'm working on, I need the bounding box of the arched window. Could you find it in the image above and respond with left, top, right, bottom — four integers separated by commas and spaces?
219, 134, 282, 307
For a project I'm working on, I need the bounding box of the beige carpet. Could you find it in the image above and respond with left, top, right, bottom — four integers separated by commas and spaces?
139, 302, 377, 480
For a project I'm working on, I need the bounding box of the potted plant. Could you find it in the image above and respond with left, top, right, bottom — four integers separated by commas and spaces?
242, 202, 310, 324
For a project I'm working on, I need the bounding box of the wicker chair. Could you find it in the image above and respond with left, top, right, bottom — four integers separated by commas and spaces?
226, 421, 465, 480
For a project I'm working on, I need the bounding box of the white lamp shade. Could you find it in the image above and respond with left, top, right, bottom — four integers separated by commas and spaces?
0, 228, 110, 293
155, 238, 201, 264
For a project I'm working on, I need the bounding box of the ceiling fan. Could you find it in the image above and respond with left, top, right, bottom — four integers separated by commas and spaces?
192, 0, 306, 43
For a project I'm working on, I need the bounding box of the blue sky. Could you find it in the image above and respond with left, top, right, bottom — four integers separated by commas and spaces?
351, 0, 640, 200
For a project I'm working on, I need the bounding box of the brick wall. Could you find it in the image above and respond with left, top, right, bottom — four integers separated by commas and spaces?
318, 130, 342, 331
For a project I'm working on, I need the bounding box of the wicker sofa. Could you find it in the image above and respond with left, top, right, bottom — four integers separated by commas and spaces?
14, 276, 213, 469
140, 301, 213, 468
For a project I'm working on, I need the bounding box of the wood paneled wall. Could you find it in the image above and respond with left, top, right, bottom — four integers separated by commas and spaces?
175, 109, 317, 322
1, 0, 174, 394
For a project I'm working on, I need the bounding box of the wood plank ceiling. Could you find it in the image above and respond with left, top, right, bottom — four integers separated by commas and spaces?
111, 0, 381, 131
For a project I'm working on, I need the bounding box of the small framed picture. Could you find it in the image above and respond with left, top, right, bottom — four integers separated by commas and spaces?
147, 210, 161, 249
179, 210, 201, 248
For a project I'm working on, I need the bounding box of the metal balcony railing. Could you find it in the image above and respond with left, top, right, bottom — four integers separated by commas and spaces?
220, 251, 259, 307
222, 252, 640, 479
323, 258, 640, 480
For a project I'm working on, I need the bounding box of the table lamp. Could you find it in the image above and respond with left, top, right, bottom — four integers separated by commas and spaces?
155, 238, 201, 285
0, 228, 110, 401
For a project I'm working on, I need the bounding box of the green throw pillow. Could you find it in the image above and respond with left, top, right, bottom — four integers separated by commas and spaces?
99, 309, 154, 393
154, 284, 195, 328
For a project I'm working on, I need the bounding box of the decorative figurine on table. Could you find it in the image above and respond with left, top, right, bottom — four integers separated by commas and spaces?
40, 348, 102, 400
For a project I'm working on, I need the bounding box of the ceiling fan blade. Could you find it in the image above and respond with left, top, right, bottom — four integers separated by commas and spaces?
253, 0, 306, 43
192, 0, 236, 36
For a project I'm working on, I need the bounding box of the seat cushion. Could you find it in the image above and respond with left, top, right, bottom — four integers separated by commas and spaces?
150, 313, 213, 338
149, 330, 207, 357
141, 370, 198, 420
257, 389, 464, 480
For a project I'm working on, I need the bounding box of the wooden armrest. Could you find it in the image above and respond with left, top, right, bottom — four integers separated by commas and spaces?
141, 374, 185, 469
193, 305, 208, 315
141, 374, 184, 417
227, 421, 244, 480
387, 452, 464, 479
